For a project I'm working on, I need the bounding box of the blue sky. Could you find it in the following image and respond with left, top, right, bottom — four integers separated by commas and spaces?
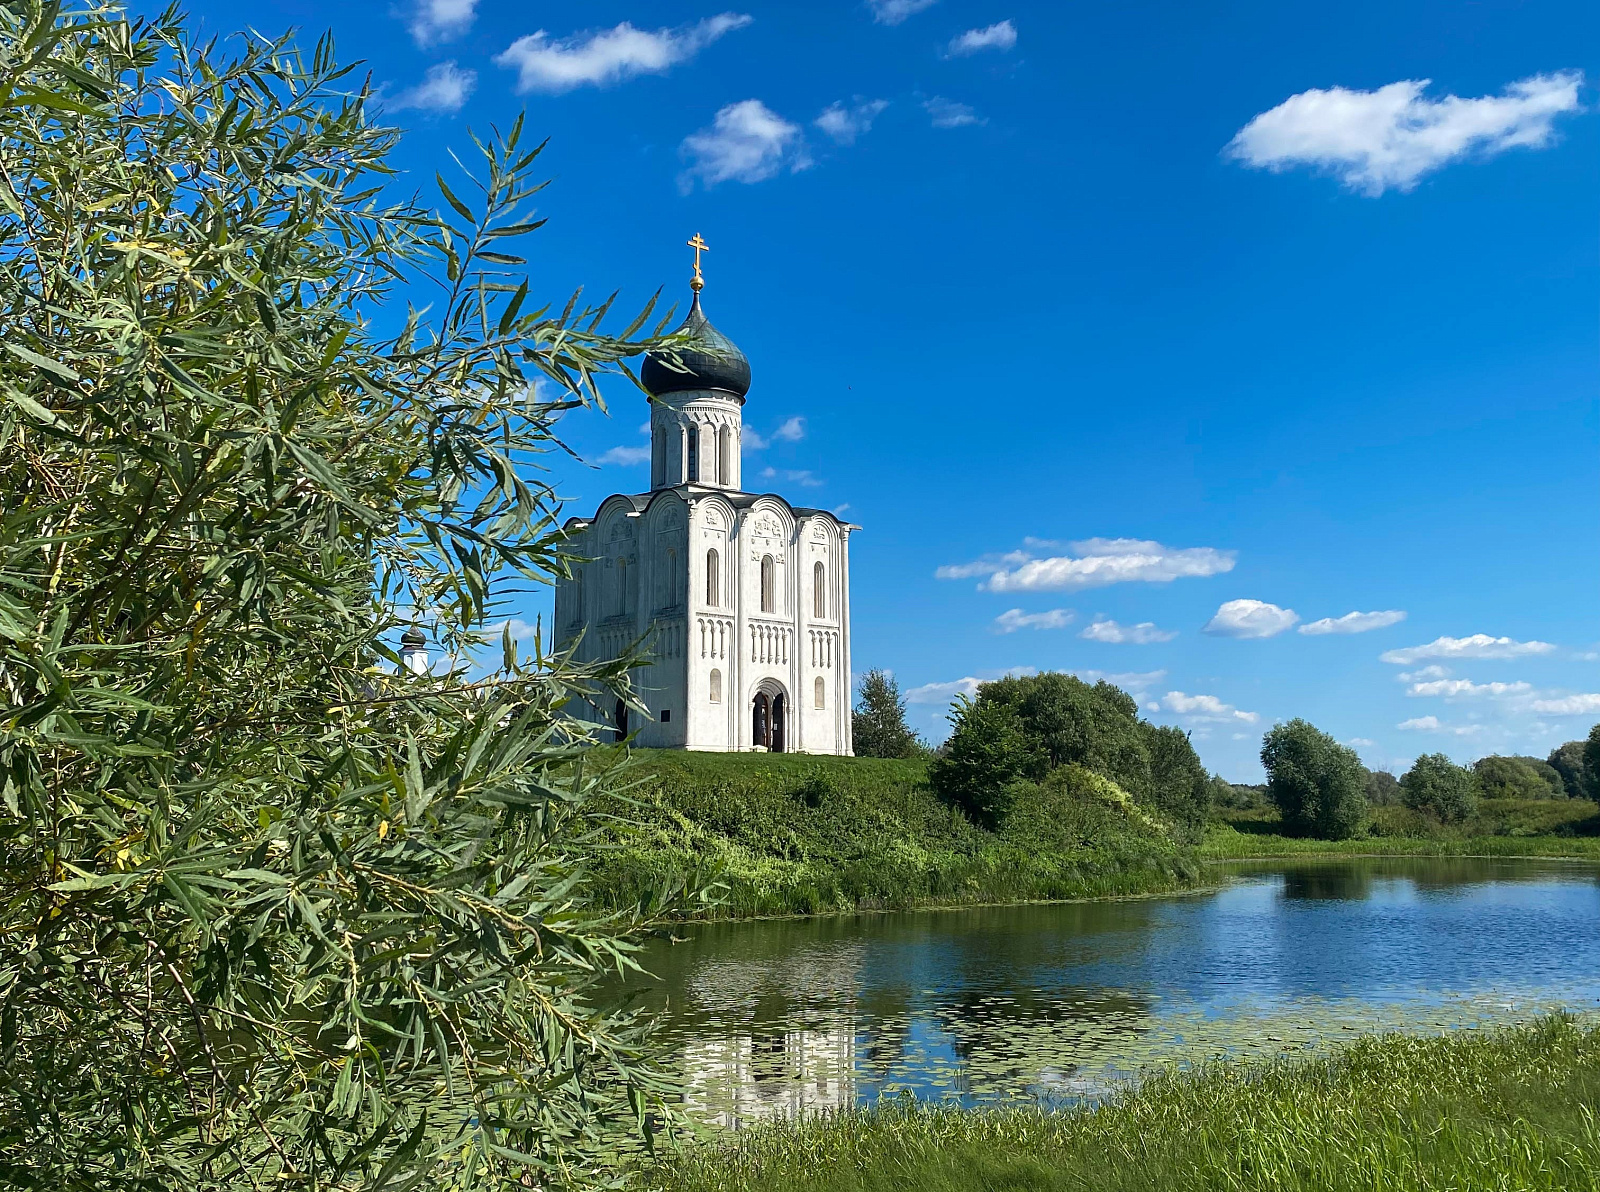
192, 0, 1598, 779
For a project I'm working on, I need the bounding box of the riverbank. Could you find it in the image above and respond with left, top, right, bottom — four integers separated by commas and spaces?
1203, 798, 1600, 861
588, 751, 1201, 919
641, 1015, 1600, 1192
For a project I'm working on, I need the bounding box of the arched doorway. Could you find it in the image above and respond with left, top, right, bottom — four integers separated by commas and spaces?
614, 698, 628, 744
750, 683, 788, 752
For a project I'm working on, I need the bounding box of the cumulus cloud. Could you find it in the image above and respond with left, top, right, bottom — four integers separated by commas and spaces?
1398, 715, 1483, 736
1398, 665, 1451, 682
497, 14, 751, 93
1159, 691, 1260, 725
924, 97, 984, 128
759, 466, 823, 488
1380, 634, 1557, 665
679, 99, 810, 191
597, 444, 650, 466
1299, 609, 1406, 635
1226, 71, 1584, 196
946, 20, 1016, 56
389, 62, 477, 113
994, 608, 1074, 633
1080, 617, 1177, 644
867, 0, 937, 25
1530, 693, 1600, 715
904, 676, 981, 705
1406, 678, 1532, 699
408, 0, 476, 45
1074, 669, 1166, 693
815, 98, 890, 145
773, 416, 807, 441
938, 538, 1235, 592
1203, 599, 1299, 639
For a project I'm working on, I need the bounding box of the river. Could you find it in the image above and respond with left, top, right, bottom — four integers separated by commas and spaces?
613, 857, 1600, 1127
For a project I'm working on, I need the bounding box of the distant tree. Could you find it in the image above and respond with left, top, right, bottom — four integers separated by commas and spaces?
1138, 723, 1211, 840
1364, 769, 1402, 805
1260, 720, 1368, 839
1585, 725, 1600, 801
852, 669, 924, 758
1209, 778, 1269, 811
1548, 739, 1594, 799
1474, 755, 1563, 801
980, 673, 1153, 800
929, 697, 1045, 826
1402, 754, 1480, 824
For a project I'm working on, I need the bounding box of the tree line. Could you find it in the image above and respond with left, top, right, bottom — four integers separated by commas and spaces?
852, 671, 1600, 841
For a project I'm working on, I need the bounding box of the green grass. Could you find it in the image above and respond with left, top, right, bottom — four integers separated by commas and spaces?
640, 1016, 1600, 1192
587, 751, 1200, 919
1202, 798, 1600, 861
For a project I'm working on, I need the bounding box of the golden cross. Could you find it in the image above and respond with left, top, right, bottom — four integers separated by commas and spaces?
687, 232, 709, 291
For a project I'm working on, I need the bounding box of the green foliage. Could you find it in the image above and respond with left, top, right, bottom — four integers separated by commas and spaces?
0, 7, 692, 1187
641, 1016, 1600, 1192
929, 674, 1208, 837
1585, 725, 1600, 802
851, 669, 924, 759
1474, 755, 1565, 801
1365, 769, 1402, 805
1401, 753, 1480, 824
1549, 738, 1594, 799
1260, 720, 1368, 840
586, 752, 1196, 920
927, 697, 1043, 826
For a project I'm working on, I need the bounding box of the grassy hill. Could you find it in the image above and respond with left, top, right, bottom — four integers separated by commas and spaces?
586, 750, 1201, 919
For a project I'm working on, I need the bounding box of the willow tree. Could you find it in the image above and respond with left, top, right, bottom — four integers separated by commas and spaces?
0, 4, 690, 1187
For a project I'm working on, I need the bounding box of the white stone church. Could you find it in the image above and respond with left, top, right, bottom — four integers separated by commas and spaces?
554, 243, 857, 753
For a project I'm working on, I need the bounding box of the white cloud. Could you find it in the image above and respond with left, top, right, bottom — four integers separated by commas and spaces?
679, 99, 810, 191
1299, 609, 1406, 635
484, 617, 541, 643
598, 444, 650, 466
924, 97, 984, 128
867, 0, 937, 25
759, 466, 823, 488
409, 0, 476, 46
773, 416, 807, 442
1398, 715, 1483, 736
1406, 678, 1532, 699
1203, 599, 1299, 639
496, 14, 752, 94
815, 99, 890, 145
938, 538, 1235, 592
994, 608, 1074, 633
1380, 634, 1557, 665
905, 676, 981, 705
1530, 693, 1600, 715
390, 62, 477, 113
1160, 691, 1260, 725
1080, 617, 1177, 645
1349, 737, 1376, 747
1398, 665, 1451, 682
1226, 71, 1584, 196
1075, 669, 1167, 693
946, 20, 1017, 56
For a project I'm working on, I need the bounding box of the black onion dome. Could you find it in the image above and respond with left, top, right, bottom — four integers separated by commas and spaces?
640, 293, 751, 401
400, 625, 426, 649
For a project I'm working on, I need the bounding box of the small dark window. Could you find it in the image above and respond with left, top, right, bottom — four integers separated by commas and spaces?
660, 709, 671, 723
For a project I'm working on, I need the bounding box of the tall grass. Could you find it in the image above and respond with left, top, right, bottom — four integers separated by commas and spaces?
642, 1016, 1600, 1192
587, 751, 1199, 919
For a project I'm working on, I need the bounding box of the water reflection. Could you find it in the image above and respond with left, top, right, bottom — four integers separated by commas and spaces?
611, 858, 1600, 1128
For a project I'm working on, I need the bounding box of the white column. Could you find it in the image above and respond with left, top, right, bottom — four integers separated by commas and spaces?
838, 529, 853, 756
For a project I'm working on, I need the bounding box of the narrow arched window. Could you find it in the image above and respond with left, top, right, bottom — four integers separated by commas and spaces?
718, 425, 733, 486
813, 561, 826, 619
613, 558, 627, 617
705, 548, 720, 607
760, 555, 775, 614
710, 668, 722, 703
686, 423, 698, 482
666, 549, 678, 605
814, 676, 825, 709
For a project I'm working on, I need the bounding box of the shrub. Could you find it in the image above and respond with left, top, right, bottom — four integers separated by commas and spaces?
929, 697, 1044, 826
1260, 720, 1368, 839
852, 669, 925, 759
1402, 754, 1480, 824
1474, 755, 1564, 801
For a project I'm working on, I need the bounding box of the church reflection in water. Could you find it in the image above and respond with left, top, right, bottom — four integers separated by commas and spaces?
680, 1015, 859, 1127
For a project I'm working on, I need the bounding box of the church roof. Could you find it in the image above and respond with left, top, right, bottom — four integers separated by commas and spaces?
640, 292, 751, 402
561, 487, 859, 533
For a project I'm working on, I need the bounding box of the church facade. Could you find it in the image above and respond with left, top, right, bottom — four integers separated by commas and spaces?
553, 242, 857, 754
